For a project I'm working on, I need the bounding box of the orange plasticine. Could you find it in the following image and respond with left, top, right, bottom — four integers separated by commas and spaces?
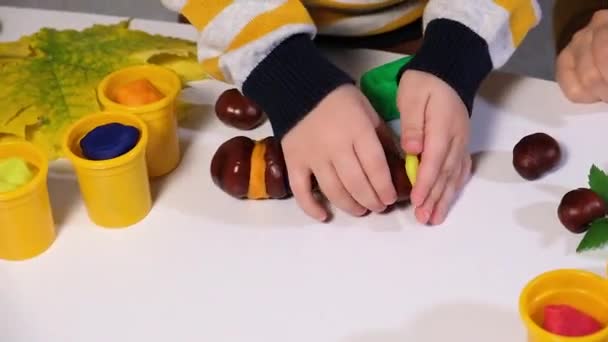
248, 141, 268, 199
112, 78, 165, 106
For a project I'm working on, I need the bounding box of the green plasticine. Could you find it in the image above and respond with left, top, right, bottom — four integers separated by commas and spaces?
360, 55, 414, 122
0, 157, 35, 193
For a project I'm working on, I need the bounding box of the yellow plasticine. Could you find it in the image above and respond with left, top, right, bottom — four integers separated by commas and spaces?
248, 141, 268, 199
405, 154, 419, 186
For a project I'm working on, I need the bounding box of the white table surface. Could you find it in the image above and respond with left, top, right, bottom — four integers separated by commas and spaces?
1, 6, 608, 342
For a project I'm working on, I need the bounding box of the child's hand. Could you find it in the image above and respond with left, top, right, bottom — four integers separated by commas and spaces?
281, 84, 398, 221
397, 70, 472, 225
556, 10, 608, 103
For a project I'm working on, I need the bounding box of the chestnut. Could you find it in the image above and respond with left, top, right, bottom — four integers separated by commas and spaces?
513, 132, 561, 180
215, 89, 266, 130
557, 188, 607, 233
210, 136, 255, 199
386, 150, 412, 202
210, 136, 412, 202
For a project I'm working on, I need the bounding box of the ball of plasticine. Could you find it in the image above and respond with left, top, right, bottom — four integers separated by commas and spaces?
0, 157, 35, 193
543, 304, 603, 337
80, 123, 140, 160
112, 78, 165, 106
360, 56, 414, 122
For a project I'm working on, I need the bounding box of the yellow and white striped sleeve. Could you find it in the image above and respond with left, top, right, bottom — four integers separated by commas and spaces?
422, 0, 541, 68
306, 0, 426, 36
397, 0, 541, 115
161, 0, 355, 140
161, 0, 316, 84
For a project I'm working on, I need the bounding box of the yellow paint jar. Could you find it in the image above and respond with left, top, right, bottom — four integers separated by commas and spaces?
0, 140, 55, 261
97, 64, 182, 178
63, 112, 152, 228
519, 268, 608, 342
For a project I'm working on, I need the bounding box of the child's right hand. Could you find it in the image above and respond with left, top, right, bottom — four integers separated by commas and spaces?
556, 9, 608, 103
281, 84, 398, 221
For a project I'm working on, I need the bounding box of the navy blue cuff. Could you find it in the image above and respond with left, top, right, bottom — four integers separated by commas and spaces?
396, 18, 493, 115
242, 34, 354, 140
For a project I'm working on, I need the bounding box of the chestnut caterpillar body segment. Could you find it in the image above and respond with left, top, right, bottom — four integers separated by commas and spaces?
211, 136, 412, 202
210, 136, 253, 198
262, 137, 290, 199
211, 136, 289, 200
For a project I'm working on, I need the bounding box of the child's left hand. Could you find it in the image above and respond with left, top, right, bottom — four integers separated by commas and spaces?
397, 70, 472, 225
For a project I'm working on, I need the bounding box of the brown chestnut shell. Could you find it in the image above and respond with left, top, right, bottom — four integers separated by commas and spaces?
513, 132, 561, 180
557, 188, 607, 233
210, 136, 254, 198
262, 137, 290, 199
387, 151, 412, 202
215, 89, 266, 130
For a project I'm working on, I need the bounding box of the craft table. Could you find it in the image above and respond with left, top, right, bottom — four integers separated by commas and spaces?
1, 6, 608, 342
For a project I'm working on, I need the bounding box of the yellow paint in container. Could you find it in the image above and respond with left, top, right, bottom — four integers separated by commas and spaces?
63, 112, 151, 228
0, 140, 55, 260
519, 268, 608, 341
97, 64, 182, 178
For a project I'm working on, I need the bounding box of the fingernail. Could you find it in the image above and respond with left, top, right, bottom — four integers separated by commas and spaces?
430, 215, 444, 225
422, 210, 430, 223
404, 140, 422, 153
385, 193, 397, 205
416, 209, 430, 224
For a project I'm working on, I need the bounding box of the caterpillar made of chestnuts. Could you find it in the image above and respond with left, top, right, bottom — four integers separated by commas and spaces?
210, 135, 414, 203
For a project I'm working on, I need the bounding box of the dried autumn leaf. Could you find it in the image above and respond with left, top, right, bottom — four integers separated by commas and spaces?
0, 20, 206, 159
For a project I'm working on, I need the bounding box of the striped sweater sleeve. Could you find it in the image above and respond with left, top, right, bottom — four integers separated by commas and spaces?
398, 0, 542, 115
161, 0, 354, 140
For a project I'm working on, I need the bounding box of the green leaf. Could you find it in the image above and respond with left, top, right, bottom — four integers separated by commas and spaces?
0, 20, 206, 159
576, 217, 608, 253
588, 164, 608, 204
